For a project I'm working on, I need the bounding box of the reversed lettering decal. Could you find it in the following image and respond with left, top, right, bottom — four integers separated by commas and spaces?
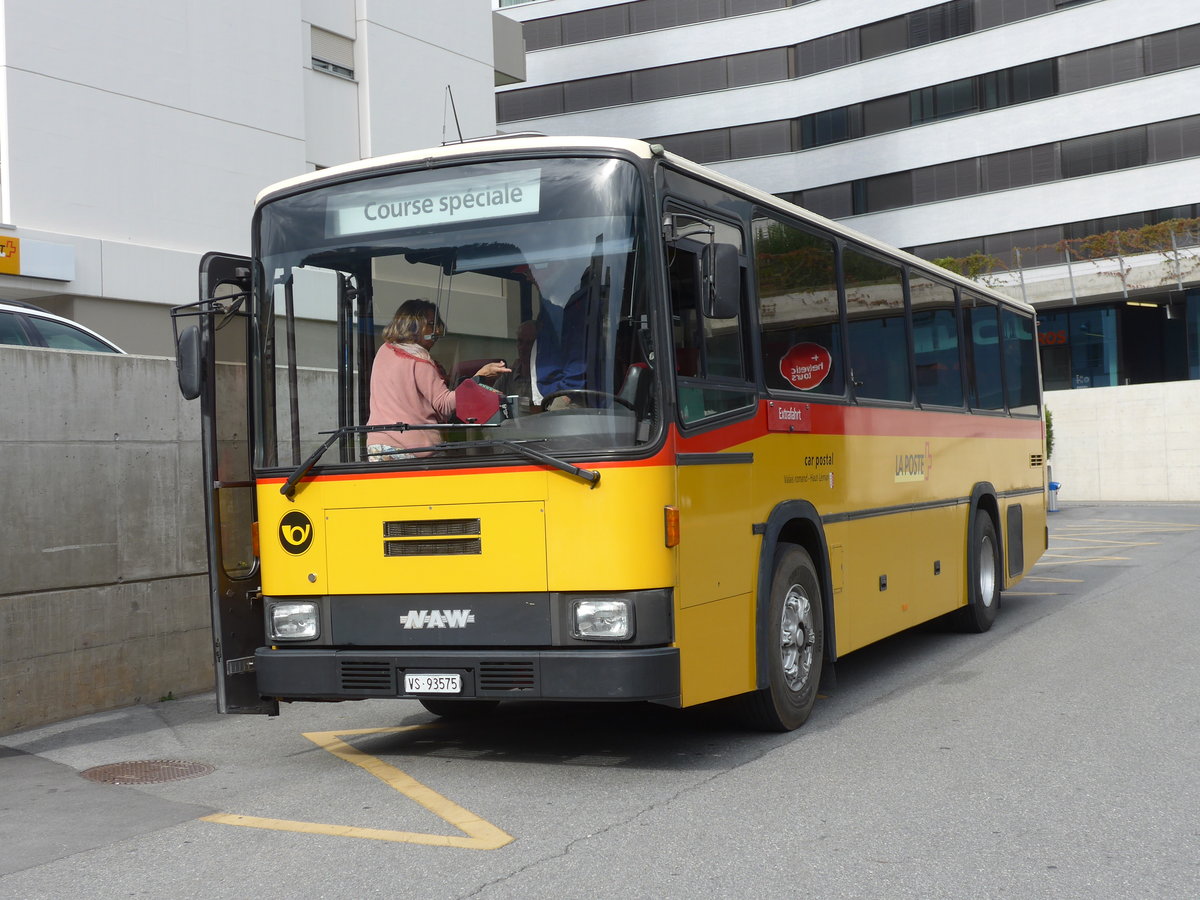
780, 342, 832, 391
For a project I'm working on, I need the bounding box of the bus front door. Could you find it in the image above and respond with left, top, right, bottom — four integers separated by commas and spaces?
181, 253, 276, 715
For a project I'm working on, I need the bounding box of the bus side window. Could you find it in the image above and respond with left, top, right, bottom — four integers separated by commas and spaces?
667, 212, 755, 424
909, 273, 963, 408
964, 292, 1005, 411
844, 246, 910, 403
1002, 308, 1040, 415
752, 213, 844, 396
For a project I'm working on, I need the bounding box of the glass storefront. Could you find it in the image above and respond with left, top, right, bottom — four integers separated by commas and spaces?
1037, 292, 1200, 390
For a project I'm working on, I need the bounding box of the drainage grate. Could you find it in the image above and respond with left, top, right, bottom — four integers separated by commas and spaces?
80, 759, 215, 785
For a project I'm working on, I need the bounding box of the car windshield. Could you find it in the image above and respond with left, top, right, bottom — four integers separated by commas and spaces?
252, 156, 658, 471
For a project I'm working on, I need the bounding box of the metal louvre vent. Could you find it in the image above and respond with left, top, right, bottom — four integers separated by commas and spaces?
384, 519, 480, 538
384, 538, 482, 557
383, 518, 483, 557
1030, 453, 1045, 467
339, 660, 394, 693
479, 660, 536, 692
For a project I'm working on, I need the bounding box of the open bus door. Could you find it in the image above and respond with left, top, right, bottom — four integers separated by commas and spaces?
173, 253, 277, 715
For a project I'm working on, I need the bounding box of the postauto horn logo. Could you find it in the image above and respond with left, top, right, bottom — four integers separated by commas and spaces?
279, 511, 314, 554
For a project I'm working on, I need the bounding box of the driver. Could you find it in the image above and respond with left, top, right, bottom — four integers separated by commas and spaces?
366, 299, 508, 459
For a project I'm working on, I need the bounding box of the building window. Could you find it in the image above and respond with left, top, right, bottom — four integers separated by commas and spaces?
1060, 127, 1147, 179
859, 16, 907, 60
730, 120, 793, 158
311, 27, 354, 80
1057, 40, 1144, 93
1148, 115, 1200, 163
1145, 23, 1200, 74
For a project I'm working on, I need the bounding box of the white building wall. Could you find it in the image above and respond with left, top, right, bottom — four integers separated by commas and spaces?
0, 0, 510, 356
1046, 382, 1200, 502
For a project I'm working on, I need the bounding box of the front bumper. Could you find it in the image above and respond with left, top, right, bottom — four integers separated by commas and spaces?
254, 646, 681, 704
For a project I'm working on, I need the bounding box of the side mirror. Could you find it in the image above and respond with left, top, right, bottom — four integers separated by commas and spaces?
702, 242, 740, 319
177, 324, 203, 400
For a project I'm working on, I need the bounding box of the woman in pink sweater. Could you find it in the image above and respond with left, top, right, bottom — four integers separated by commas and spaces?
366, 299, 508, 459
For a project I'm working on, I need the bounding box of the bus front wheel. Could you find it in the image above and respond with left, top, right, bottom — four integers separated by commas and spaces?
954, 510, 1001, 633
740, 544, 824, 732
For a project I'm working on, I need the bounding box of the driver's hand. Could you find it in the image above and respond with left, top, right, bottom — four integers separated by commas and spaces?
474, 361, 512, 379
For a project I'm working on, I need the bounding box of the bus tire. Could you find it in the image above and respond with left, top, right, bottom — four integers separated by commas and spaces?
418, 698, 500, 719
955, 509, 1001, 633
740, 545, 824, 732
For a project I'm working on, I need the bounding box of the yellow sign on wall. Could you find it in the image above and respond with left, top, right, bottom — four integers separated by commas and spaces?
0, 236, 20, 275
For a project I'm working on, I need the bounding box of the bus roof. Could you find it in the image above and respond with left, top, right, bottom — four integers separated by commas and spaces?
256, 135, 1031, 314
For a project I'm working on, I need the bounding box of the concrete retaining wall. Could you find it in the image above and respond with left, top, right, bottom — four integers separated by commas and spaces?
3, 346, 1197, 733
0, 347, 211, 734
1045, 381, 1200, 502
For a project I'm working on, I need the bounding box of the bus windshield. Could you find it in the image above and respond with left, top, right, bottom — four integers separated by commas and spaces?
252, 156, 657, 471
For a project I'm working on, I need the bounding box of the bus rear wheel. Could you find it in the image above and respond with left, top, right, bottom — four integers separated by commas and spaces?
739, 545, 824, 732
954, 509, 1001, 633
417, 698, 500, 719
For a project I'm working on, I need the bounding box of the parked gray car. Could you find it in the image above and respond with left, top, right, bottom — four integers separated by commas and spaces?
0, 300, 125, 353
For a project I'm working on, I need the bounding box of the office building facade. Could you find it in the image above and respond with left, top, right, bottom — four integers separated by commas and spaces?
496, 0, 1200, 392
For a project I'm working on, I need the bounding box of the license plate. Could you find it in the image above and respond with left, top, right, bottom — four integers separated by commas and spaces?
404, 673, 462, 695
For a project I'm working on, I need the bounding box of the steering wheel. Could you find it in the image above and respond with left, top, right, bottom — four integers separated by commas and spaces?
540, 389, 635, 411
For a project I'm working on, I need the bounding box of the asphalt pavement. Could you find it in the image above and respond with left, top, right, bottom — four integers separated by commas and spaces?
3, 502, 1199, 900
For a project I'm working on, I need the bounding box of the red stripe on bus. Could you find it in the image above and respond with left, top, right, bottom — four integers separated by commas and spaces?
675, 401, 1042, 453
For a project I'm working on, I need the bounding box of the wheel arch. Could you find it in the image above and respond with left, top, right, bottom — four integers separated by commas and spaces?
754, 500, 836, 691
968, 482, 1004, 588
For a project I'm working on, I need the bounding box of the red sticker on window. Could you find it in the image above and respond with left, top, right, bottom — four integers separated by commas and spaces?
780, 343, 832, 391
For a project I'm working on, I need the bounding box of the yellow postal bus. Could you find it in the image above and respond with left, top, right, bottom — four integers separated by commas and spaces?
174, 136, 1046, 731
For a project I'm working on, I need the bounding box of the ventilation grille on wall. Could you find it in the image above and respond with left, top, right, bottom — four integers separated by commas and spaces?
1030, 453, 1045, 467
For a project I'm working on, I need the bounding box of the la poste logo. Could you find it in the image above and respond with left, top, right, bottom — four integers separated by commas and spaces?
780, 343, 832, 391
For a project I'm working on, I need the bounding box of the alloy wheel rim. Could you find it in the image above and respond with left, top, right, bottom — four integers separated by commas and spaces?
780, 584, 815, 691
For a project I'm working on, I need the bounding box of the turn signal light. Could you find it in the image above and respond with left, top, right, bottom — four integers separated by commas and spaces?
664, 506, 680, 547
251, 521, 260, 558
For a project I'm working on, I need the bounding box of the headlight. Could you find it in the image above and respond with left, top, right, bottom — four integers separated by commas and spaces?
572, 598, 633, 641
270, 601, 319, 640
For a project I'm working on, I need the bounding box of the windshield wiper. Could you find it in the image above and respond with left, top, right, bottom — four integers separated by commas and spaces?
279, 422, 493, 499
484, 439, 601, 488
409, 437, 601, 487
280, 424, 599, 498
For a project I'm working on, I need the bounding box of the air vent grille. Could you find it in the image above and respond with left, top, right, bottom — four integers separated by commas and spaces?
384, 538, 482, 557
1030, 453, 1045, 467
384, 518, 480, 538
479, 660, 536, 692
339, 660, 394, 693
383, 519, 482, 556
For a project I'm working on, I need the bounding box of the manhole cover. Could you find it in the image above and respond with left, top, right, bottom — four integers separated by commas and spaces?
80, 759, 215, 785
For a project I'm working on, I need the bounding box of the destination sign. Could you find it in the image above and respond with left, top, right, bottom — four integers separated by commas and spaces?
329, 168, 542, 236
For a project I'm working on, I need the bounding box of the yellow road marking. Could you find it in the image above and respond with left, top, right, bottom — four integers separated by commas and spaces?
1052, 537, 1158, 547
1035, 555, 1128, 566
202, 726, 513, 849
1023, 576, 1084, 583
